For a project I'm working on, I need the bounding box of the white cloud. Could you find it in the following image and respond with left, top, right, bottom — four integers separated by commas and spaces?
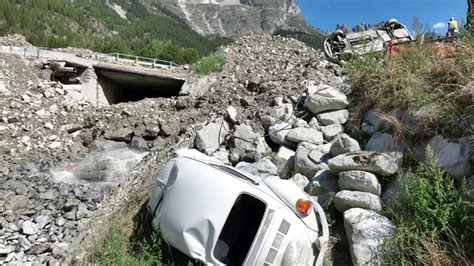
433, 22, 448, 29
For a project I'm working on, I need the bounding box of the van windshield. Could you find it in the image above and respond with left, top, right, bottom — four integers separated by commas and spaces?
213, 194, 266, 265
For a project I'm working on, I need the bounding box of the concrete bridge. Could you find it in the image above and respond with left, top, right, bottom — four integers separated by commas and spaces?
0, 46, 186, 106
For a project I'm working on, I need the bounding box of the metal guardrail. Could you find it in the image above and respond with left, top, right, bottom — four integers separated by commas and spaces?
0, 45, 179, 69
106, 53, 179, 68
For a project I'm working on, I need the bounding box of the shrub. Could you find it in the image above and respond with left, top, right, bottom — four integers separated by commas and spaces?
383, 150, 474, 264
195, 54, 226, 75
347, 32, 474, 136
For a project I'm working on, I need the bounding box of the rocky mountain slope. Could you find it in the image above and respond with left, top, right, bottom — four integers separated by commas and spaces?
155, 0, 315, 37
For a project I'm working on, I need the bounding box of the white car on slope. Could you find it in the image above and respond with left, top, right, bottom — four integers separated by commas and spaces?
147, 149, 329, 265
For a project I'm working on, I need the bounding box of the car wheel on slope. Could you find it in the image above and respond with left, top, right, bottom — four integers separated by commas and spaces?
330, 29, 346, 41
385, 19, 399, 27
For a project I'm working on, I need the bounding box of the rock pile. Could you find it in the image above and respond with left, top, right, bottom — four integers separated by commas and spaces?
189, 79, 401, 265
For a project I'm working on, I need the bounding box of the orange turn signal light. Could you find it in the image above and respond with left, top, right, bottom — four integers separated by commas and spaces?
296, 199, 313, 215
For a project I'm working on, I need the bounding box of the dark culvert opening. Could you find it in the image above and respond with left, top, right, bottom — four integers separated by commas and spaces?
94, 66, 185, 105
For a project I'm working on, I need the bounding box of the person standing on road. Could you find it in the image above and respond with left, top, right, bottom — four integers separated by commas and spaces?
447, 17, 459, 37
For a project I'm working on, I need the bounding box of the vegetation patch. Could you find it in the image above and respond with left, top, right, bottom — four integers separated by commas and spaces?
195, 54, 226, 75
382, 150, 474, 264
347, 33, 474, 136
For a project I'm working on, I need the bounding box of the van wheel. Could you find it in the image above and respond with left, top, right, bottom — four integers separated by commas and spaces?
331, 29, 346, 41
385, 19, 398, 27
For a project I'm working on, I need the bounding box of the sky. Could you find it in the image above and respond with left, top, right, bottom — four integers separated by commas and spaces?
296, 0, 469, 35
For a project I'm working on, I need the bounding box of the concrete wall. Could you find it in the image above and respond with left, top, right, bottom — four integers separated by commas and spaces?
78, 68, 110, 107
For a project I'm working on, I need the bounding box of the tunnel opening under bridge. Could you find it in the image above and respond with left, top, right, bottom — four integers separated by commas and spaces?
94, 65, 185, 105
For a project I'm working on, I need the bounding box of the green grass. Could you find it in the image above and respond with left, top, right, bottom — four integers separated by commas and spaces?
382, 149, 474, 264
194, 54, 226, 75
347, 32, 474, 137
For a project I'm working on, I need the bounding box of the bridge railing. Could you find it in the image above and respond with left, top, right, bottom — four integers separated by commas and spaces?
102, 53, 179, 69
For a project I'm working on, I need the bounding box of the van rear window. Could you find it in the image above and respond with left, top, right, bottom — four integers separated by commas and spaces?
213, 194, 266, 265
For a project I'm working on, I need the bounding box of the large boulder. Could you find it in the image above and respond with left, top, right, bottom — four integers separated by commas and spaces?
305, 86, 349, 114
328, 151, 403, 175
334, 191, 383, 212
235, 158, 278, 178
344, 208, 396, 265
330, 134, 361, 156
316, 109, 349, 126
339, 171, 381, 195
269, 122, 291, 145
366, 132, 404, 153
230, 125, 267, 163
320, 124, 344, 141
286, 127, 323, 145
194, 121, 229, 155
104, 128, 133, 142
427, 135, 472, 177
306, 169, 339, 203
289, 173, 310, 191
294, 142, 330, 177
361, 109, 394, 135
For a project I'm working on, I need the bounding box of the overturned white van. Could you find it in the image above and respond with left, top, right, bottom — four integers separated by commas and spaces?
147, 149, 329, 265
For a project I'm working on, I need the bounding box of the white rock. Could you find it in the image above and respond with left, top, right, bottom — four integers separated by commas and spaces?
274, 103, 293, 121
328, 151, 403, 175
211, 149, 230, 164
317, 109, 349, 126
277, 145, 296, 161
320, 124, 344, 140
344, 208, 395, 265
52, 242, 69, 258
286, 127, 323, 145
21, 221, 39, 235
230, 124, 267, 163
44, 122, 54, 129
194, 121, 229, 155
289, 173, 309, 190
226, 106, 238, 123
305, 86, 348, 114
0, 245, 14, 255
339, 171, 381, 195
335, 191, 383, 212
330, 134, 361, 156
269, 122, 291, 145
48, 141, 62, 149
235, 158, 278, 178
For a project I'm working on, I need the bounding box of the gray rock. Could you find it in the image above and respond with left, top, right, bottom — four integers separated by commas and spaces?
269, 122, 290, 145
339, 171, 381, 195
273, 103, 293, 121
289, 173, 309, 191
4, 195, 32, 211
427, 136, 471, 177
306, 169, 339, 196
34, 215, 52, 229
29, 243, 51, 255
211, 149, 230, 164
52, 242, 69, 258
320, 124, 344, 141
344, 208, 396, 265
305, 86, 349, 114
235, 158, 278, 178
56, 217, 66, 226
130, 136, 150, 151
277, 145, 296, 161
230, 125, 267, 163
335, 191, 383, 212
76, 204, 92, 220
317, 109, 349, 126
362, 109, 393, 134
104, 128, 133, 142
366, 132, 403, 153
21, 221, 39, 235
38, 190, 59, 200
0, 245, 14, 255
294, 142, 330, 178
330, 134, 361, 156
194, 121, 229, 155
286, 127, 323, 145
328, 151, 403, 175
